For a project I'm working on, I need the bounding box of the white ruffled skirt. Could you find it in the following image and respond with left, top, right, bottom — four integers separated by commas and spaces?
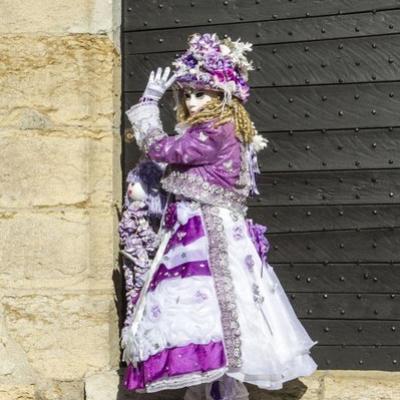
210, 204, 318, 390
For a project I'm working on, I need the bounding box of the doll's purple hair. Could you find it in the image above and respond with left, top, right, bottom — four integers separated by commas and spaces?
124, 158, 167, 217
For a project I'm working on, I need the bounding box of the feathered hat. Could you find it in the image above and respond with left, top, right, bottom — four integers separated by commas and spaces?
171, 32, 254, 107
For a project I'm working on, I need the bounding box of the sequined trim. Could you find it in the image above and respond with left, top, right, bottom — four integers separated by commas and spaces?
142, 367, 227, 392
201, 204, 242, 368
161, 170, 248, 216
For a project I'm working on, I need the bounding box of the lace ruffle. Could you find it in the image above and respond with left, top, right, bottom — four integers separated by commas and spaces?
125, 102, 167, 153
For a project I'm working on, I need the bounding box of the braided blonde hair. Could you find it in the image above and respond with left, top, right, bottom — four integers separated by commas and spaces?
174, 89, 256, 144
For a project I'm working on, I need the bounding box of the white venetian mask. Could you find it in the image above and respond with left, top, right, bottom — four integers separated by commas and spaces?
183, 89, 219, 115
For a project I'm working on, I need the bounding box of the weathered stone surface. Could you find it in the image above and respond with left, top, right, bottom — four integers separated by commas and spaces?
0, 0, 114, 34
0, 35, 115, 129
85, 371, 120, 400
36, 380, 84, 400
0, 0, 121, 397
88, 134, 115, 207
2, 293, 119, 380
0, 305, 38, 385
0, 132, 113, 207
323, 370, 400, 400
88, 207, 119, 280
0, 207, 118, 288
1, 134, 86, 207
0, 384, 36, 400
0, 210, 89, 284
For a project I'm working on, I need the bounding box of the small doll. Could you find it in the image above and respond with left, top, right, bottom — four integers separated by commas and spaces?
119, 158, 168, 353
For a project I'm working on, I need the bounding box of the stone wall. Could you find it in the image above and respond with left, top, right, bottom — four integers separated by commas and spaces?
0, 0, 122, 398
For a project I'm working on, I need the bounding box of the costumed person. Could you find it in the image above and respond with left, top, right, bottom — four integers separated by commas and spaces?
121, 32, 318, 398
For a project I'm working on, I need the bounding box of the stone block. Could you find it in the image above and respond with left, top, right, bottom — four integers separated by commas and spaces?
0, 210, 89, 284
0, 384, 36, 400
0, 35, 115, 129
0, 132, 114, 208
0, 0, 113, 34
323, 370, 400, 400
36, 380, 85, 400
2, 293, 119, 380
85, 371, 119, 400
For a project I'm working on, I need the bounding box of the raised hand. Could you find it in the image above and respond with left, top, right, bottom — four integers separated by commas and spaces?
142, 66, 177, 102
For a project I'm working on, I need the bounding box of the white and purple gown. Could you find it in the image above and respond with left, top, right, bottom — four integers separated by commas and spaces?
122, 100, 318, 395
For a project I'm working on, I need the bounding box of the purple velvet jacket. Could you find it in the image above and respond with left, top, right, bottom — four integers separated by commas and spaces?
125, 100, 253, 215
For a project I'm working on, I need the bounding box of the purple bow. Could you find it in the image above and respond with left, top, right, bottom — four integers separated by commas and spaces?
246, 219, 271, 269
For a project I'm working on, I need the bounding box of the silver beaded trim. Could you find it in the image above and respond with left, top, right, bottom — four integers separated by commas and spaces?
201, 204, 242, 368
161, 170, 247, 215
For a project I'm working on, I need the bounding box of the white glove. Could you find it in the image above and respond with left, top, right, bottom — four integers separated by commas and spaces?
125, 67, 176, 152
142, 66, 177, 102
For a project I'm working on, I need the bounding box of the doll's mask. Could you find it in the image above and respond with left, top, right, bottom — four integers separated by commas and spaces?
127, 181, 147, 201
183, 88, 220, 115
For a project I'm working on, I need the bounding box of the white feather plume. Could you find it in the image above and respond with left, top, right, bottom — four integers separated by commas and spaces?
252, 133, 269, 153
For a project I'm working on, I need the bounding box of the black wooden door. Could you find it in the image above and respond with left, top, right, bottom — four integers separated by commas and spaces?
122, 1, 400, 370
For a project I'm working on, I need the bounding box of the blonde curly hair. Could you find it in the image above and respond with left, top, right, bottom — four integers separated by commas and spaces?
174, 88, 256, 144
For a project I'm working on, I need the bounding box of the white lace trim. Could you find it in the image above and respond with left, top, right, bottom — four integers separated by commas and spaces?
125, 101, 166, 153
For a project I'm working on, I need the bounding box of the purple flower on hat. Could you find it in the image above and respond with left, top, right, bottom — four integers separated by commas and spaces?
189, 32, 219, 53
213, 69, 225, 82
183, 54, 198, 67
172, 32, 254, 103
212, 68, 240, 90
